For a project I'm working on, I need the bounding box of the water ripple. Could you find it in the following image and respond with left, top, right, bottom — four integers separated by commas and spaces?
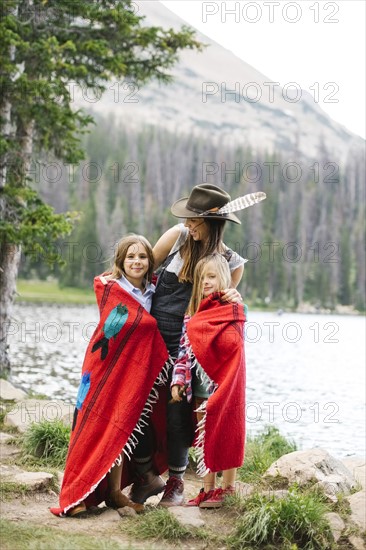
8, 305, 366, 457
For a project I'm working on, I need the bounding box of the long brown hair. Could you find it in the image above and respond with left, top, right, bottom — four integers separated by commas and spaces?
187, 253, 231, 315
179, 219, 226, 283
110, 234, 154, 283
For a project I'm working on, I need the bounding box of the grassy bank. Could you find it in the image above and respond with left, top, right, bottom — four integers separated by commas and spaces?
16, 280, 95, 305
15, 279, 362, 313
15, 279, 280, 310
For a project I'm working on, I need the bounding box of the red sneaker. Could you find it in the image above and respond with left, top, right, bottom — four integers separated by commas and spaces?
185, 488, 214, 507
199, 486, 235, 509
159, 476, 184, 507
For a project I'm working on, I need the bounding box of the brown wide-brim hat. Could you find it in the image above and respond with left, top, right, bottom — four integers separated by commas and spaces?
171, 184, 241, 224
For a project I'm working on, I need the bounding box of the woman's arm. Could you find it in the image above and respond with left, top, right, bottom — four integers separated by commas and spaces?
231, 264, 244, 288
153, 225, 181, 270
222, 264, 244, 303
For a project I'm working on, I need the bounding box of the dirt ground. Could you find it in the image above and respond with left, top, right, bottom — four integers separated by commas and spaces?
0, 435, 234, 550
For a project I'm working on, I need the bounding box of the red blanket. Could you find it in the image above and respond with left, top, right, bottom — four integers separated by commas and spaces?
51, 277, 169, 516
187, 293, 246, 474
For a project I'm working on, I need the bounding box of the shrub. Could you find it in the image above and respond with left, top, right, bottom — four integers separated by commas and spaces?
238, 426, 297, 483
22, 419, 70, 468
228, 486, 333, 549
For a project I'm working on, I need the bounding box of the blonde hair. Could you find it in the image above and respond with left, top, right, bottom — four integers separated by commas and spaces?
179, 219, 226, 283
187, 253, 231, 315
110, 234, 154, 283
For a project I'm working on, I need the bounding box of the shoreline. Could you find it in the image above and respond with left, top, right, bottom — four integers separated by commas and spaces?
15, 280, 365, 314
15, 299, 364, 317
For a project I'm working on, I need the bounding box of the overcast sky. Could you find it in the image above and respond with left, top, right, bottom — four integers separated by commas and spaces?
160, 0, 366, 139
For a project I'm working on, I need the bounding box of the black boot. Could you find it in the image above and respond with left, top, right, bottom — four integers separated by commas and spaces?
129, 470, 166, 504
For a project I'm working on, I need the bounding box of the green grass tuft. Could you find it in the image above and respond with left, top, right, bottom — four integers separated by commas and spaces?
332, 492, 352, 520
124, 507, 215, 544
121, 507, 214, 543
238, 426, 297, 483
0, 402, 20, 434
124, 507, 191, 541
21, 419, 70, 468
0, 407, 7, 426
228, 486, 333, 549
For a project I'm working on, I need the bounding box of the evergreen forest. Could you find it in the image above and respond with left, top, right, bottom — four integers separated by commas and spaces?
21, 113, 365, 311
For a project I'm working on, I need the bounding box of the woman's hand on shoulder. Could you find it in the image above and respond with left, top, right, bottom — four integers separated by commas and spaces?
153, 225, 181, 269
98, 272, 113, 285
221, 288, 243, 303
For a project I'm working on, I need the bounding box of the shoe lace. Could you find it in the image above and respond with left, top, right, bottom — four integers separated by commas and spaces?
210, 488, 224, 499
189, 488, 206, 504
163, 477, 181, 498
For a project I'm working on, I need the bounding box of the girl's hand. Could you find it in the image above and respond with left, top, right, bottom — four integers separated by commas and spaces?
222, 288, 243, 303
171, 385, 183, 402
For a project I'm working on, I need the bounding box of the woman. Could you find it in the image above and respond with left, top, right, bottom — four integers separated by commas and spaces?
129, 184, 253, 506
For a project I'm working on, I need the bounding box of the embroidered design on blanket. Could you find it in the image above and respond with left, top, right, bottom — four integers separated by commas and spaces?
72, 372, 92, 431
91, 303, 129, 359
75, 373, 91, 410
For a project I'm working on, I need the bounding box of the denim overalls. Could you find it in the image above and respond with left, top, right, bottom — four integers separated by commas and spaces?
150, 251, 194, 472
150, 248, 234, 473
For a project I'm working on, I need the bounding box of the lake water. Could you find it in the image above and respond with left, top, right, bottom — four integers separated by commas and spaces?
8, 304, 366, 459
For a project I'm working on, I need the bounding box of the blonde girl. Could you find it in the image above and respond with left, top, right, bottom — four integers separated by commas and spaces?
171, 253, 246, 508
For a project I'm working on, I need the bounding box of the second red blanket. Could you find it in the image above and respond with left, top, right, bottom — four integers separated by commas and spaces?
187, 293, 246, 474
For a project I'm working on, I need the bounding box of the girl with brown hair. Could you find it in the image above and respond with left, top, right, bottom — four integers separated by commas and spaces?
51, 234, 169, 517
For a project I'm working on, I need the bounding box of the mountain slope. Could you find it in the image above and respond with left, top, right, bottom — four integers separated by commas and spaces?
80, 1, 364, 164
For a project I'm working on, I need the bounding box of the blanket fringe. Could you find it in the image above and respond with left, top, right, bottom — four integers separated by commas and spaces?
194, 368, 218, 478
60, 356, 172, 516
194, 400, 211, 477
123, 355, 172, 460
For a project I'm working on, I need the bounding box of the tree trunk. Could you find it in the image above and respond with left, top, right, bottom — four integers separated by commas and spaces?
0, 6, 18, 376
0, 4, 17, 189
0, 111, 34, 374
0, 243, 21, 377
0, 96, 12, 188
